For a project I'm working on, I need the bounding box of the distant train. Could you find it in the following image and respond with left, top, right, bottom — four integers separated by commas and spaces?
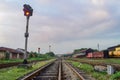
86, 50, 109, 58
108, 45, 120, 57
86, 45, 120, 58
64, 45, 120, 58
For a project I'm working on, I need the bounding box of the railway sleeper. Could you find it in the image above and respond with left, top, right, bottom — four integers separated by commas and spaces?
39, 73, 58, 76
33, 76, 57, 80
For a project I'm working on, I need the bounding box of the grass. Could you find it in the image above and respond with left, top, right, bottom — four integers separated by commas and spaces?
68, 60, 120, 80
70, 58, 120, 64
0, 57, 52, 64
110, 72, 120, 80
0, 59, 55, 80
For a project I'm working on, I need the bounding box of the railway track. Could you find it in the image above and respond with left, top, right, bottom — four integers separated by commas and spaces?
18, 59, 94, 80
62, 60, 95, 80
0, 60, 43, 69
0, 62, 21, 69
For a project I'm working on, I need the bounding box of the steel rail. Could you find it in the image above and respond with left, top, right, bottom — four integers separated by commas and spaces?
58, 60, 62, 80
64, 62, 86, 80
17, 61, 55, 80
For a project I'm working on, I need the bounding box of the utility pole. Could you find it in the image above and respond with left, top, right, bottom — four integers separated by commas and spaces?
49, 45, 51, 52
38, 48, 40, 54
97, 43, 99, 51
24, 16, 29, 60
23, 4, 33, 64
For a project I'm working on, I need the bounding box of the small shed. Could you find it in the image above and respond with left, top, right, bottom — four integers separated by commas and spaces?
0, 47, 24, 59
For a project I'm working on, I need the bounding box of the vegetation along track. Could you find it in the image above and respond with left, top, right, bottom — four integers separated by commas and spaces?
18, 59, 94, 80
71, 58, 120, 71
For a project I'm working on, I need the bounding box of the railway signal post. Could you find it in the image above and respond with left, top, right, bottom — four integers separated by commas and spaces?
23, 4, 33, 64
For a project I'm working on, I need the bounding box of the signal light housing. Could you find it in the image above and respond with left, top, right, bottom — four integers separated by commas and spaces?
23, 4, 33, 16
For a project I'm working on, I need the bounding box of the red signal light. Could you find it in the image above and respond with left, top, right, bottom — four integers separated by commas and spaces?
25, 11, 30, 16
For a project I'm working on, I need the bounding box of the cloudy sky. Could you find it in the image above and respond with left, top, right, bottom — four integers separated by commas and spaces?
0, 0, 120, 54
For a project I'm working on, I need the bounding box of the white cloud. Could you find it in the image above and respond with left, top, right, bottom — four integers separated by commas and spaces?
34, 0, 55, 5
88, 10, 110, 21
91, 0, 105, 6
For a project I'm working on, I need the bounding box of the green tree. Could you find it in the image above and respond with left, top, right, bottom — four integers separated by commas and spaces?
74, 48, 88, 54
45, 52, 55, 57
29, 51, 39, 58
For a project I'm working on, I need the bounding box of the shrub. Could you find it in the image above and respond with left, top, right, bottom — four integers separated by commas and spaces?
110, 71, 120, 80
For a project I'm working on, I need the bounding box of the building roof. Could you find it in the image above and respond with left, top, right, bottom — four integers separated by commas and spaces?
108, 45, 120, 51
0, 47, 24, 54
16, 48, 29, 54
86, 48, 94, 53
